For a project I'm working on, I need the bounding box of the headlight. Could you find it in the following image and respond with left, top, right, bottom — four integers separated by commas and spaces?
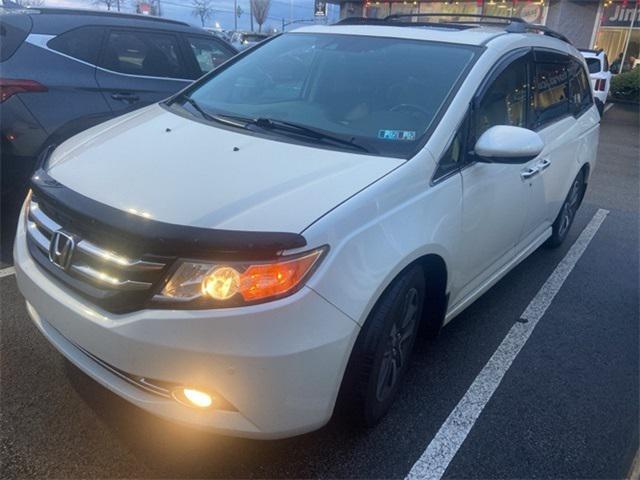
154, 247, 327, 307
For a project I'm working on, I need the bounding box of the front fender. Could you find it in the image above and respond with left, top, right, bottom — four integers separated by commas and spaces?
302, 152, 463, 326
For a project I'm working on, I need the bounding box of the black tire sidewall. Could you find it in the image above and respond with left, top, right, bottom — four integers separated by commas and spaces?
546, 170, 586, 248
341, 265, 426, 426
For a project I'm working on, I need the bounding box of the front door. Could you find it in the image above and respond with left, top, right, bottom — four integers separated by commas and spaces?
455, 53, 533, 302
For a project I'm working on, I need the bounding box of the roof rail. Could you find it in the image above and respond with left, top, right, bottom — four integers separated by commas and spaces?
503, 20, 572, 44
335, 16, 473, 30
337, 13, 572, 45
335, 17, 392, 26
26, 7, 190, 27
385, 12, 527, 24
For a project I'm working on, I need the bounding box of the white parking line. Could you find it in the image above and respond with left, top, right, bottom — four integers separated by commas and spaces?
604, 103, 614, 113
406, 208, 610, 480
0, 266, 16, 279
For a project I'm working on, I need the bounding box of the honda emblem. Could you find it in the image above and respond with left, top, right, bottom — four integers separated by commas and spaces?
49, 231, 75, 270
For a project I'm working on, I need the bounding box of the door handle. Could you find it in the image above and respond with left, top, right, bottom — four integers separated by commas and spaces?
537, 158, 551, 171
521, 166, 539, 180
111, 92, 139, 103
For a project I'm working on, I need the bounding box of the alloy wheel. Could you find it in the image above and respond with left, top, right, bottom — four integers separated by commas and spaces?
375, 287, 420, 402
558, 177, 583, 238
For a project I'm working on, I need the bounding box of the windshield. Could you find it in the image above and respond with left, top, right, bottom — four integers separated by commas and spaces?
184, 33, 478, 158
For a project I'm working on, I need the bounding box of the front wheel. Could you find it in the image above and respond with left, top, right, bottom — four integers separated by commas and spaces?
339, 266, 425, 426
546, 170, 586, 248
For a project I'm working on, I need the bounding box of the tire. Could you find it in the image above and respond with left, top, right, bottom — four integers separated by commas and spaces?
545, 170, 586, 248
339, 266, 426, 426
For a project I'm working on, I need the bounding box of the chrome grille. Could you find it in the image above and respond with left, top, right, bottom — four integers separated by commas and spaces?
26, 197, 168, 297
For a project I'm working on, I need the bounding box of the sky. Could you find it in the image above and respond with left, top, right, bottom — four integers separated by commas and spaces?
42, 0, 340, 31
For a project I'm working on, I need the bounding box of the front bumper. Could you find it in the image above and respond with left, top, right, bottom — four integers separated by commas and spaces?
14, 211, 359, 439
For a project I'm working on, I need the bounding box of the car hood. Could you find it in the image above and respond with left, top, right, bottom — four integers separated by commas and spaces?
47, 104, 404, 234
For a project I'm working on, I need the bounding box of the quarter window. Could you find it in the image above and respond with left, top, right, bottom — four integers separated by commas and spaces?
533, 62, 570, 128
186, 36, 233, 75
101, 30, 185, 78
434, 116, 468, 181
48, 26, 105, 65
474, 56, 529, 141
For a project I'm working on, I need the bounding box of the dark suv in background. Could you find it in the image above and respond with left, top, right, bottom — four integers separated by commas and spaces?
0, 7, 236, 261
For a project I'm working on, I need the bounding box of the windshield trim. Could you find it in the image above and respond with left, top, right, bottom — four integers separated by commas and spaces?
165, 33, 484, 160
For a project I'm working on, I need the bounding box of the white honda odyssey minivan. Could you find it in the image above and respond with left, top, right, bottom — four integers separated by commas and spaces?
15, 15, 599, 439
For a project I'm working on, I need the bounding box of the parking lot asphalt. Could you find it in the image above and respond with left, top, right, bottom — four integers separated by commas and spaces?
1, 103, 638, 479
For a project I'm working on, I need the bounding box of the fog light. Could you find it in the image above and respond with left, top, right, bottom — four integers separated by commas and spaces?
173, 387, 213, 409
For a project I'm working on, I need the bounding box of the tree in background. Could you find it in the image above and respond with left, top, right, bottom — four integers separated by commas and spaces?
93, 0, 117, 10
250, 0, 270, 32
192, 0, 214, 27
92, 0, 117, 10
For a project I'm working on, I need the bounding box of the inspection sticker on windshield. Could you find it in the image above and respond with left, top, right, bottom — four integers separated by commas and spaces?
378, 130, 416, 141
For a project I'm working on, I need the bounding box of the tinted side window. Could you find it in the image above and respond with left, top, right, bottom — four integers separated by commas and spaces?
585, 57, 601, 74
568, 59, 593, 115
48, 26, 105, 65
0, 15, 32, 62
186, 36, 233, 75
603, 54, 609, 72
474, 56, 529, 141
101, 30, 185, 78
533, 62, 569, 128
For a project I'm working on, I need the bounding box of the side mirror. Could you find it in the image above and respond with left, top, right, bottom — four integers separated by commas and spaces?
474, 125, 544, 164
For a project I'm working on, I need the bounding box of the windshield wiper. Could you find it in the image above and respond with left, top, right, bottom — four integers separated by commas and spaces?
175, 95, 214, 121
172, 101, 371, 154
178, 99, 253, 128
211, 114, 371, 153
249, 118, 371, 153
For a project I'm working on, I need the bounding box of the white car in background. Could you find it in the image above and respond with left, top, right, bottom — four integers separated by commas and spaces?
230, 31, 269, 50
580, 49, 612, 105
15, 17, 600, 439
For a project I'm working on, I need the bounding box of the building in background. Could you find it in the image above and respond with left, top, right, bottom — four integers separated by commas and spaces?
329, 0, 639, 68
594, 0, 639, 69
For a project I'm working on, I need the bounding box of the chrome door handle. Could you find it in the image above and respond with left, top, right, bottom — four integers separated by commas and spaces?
111, 92, 140, 103
521, 166, 539, 180
537, 158, 551, 171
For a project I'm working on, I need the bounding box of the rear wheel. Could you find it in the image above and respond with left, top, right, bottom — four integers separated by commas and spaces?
339, 266, 425, 426
546, 170, 586, 248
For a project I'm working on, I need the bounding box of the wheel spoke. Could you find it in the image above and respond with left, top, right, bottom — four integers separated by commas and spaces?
376, 356, 392, 400
388, 357, 398, 387
400, 322, 415, 343
376, 285, 422, 401
569, 182, 581, 208
400, 289, 419, 329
